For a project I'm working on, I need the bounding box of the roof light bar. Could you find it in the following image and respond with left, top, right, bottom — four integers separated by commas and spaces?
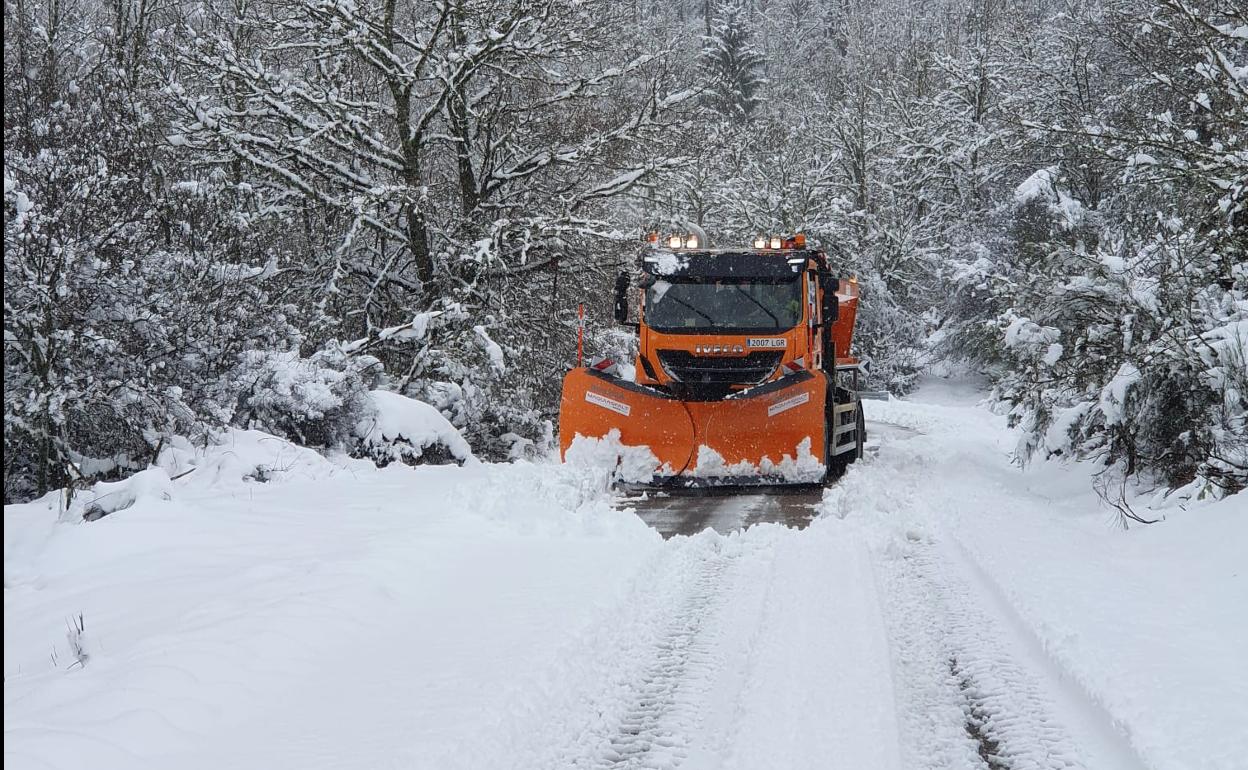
659, 233, 703, 250
753, 233, 809, 250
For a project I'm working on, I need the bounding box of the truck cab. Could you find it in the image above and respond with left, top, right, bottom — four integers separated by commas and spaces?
622, 237, 859, 401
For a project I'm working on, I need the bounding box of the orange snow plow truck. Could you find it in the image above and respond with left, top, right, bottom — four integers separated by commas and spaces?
559, 234, 867, 486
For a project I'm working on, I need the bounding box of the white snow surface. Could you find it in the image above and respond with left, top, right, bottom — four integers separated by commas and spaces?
1014, 166, 1060, 205
692, 437, 825, 483
564, 428, 668, 484
355, 388, 475, 462
378, 310, 442, 342
564, 431, 825, 483
1098, 362, 1142, 425
647, 250, 690, 275
473, 325, 506, 374
1013, 166, 1086, 230
6, 376, 1245, 770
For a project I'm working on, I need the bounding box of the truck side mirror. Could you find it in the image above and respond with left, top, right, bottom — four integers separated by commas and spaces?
821, 276, 839, 323
613, 272, 630, 324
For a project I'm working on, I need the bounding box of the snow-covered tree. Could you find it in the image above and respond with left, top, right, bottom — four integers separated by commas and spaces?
700, 1, 768, 121
939, 0, 1247, 499
2, 0, 313, 500
4, 0, 1242, 503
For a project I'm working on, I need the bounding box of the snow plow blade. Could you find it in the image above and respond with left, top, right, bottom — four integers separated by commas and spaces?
559, 367, 829, 486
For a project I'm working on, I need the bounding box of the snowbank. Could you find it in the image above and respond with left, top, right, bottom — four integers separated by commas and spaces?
158, 428, 337, 488
693, 437, 825, 483
564, 429, 664, 484
4, 428, 654, 770
79, 467, 175, 521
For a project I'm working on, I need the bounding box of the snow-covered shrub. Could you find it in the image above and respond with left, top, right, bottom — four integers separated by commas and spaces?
345, 290, 563, 463
232, 346, 381, 450
154, 429, 338, 490
401, 320, 552, 462
948, 170, 1246, 498
2, 2, 311, 502
79, 468, 175, 522
352, 390, 474, 467
929, 0, 1248, 499
165, 0, 682, 466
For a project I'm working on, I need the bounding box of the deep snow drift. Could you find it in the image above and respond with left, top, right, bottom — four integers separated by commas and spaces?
5, 378, 1245, 770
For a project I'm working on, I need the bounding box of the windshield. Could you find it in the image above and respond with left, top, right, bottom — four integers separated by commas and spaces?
644, 277, 803, 332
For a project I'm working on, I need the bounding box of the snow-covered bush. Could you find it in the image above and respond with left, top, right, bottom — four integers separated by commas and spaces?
398, 316, 553, 462
946, 174, 1245, 498
352, 390, 474, 467
926, 0, 1248, 500
852, 273, 928, 395
232, 347, 381, 450
2, 1, 310, 502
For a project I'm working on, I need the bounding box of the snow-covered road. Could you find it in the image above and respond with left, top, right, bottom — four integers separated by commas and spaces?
616, 417, 912, 539
5, 378, 1245, 770
475, 515, 902, 770
617, 488, 823, 538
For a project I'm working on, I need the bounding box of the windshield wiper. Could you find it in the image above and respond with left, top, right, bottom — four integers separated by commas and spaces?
658, 293, 715, 324
732, 285, 780, 327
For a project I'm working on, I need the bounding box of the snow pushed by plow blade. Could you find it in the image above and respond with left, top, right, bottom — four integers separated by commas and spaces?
559, 367, 829, 485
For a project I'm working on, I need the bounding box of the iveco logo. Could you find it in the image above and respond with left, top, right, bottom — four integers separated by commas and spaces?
694, 344, 745, 355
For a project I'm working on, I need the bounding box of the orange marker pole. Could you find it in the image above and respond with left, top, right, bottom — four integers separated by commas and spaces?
576, 303, 585, 367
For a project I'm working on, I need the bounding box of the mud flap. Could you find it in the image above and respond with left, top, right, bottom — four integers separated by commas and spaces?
559, 367, 829, 483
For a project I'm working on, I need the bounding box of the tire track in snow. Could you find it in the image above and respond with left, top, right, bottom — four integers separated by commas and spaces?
877, 526, 1115, 770
872, 529, 988, 770
577, 517, 904, 770
596, 549, 732, 768
470, 497, 896, 770
950, 655, 1008, 770
846, 398, 1144, 770
462, 532, 755, 770
704, 519, 904, 770
942, 537, 1150, 770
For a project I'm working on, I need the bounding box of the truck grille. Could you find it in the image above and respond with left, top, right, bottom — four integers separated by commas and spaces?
656, 350, 783, 385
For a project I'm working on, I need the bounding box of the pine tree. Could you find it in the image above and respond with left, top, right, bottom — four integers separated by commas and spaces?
701, 1, 768, 121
